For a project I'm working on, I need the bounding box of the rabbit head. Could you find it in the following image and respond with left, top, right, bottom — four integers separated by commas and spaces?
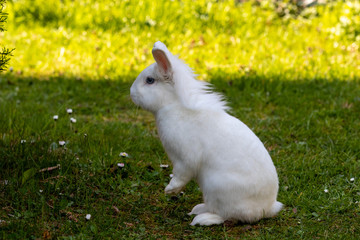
130, 41, 228, 114
130, 42, 176, 113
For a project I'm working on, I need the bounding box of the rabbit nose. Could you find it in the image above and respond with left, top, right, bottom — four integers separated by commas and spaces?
130, 82, 135, 94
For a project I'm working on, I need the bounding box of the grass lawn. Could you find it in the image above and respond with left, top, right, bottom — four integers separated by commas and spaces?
1, 75, 359, 239
1, 0, 360, 239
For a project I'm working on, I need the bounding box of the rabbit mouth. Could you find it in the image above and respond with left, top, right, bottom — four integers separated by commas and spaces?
130, 93, 139, 106
130, 86, 138, 104
130, 91, 144, 109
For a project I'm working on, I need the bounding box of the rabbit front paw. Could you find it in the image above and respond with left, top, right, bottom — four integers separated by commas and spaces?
164, 177, 185, 194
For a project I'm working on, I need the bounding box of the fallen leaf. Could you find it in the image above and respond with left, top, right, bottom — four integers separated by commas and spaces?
41, 175, 66, 183
124, 222, 134, 228
39, 164, 61, 173
242, 225, 252, 232
42, 230, 51, 240
61, 210, 79, 222
112, 206, 120, 214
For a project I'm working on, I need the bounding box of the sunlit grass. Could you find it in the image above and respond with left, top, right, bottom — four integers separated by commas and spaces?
1, 0, 359, 80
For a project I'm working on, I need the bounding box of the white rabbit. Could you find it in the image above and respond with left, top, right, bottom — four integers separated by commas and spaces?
130, 41, 283, 226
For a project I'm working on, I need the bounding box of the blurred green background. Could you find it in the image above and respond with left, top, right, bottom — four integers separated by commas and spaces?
2, 0, 359, 81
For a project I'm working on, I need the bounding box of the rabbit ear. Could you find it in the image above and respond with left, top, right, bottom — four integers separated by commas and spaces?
152, 47, 172, 75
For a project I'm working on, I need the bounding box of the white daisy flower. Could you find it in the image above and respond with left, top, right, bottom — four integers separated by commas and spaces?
324, 189, 329, 193
350, 177, 355, 182
53, 115, 59, 120
70, 117, 76, 123
39, 189, 43, 193
85, 214, 91, 220
66, 108, 73, 114
59, 141, 66, 146
117, 163, 125, 168
119, 152, 128, 157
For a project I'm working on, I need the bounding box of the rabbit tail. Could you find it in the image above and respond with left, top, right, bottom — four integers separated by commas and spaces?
266, 201, 283, 218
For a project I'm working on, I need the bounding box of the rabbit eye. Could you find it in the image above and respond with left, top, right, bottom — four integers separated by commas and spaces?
146, 77, 155, 84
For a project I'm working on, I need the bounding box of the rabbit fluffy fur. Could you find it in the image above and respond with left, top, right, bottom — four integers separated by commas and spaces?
130, 41, 283, 226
